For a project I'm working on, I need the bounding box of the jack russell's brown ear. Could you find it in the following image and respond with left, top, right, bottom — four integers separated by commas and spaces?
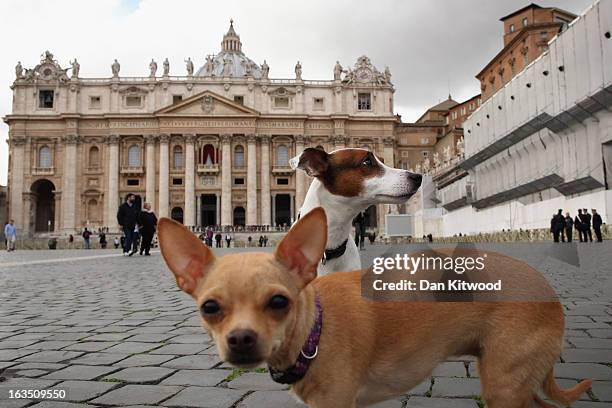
275, 208, 327, 288
290, 148, 328, 178
158, 218, 215, 297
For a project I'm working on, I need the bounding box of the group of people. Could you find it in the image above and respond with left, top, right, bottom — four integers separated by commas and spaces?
550, 208, 604, 243
198, 228, 270, 248
116, 194, 158, 256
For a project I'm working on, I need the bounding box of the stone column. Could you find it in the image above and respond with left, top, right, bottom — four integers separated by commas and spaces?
144, 134, 157, 210
158, 134, 170, 218
184, 134, 196, 227
54, 192, 62, 233
259, 135, 271, 225
105, 135, 120, 231
61, 134, 79, 232
220, 134, 232, 226
9, 136, 26, 234
246, 134, 258, 225
294, 134, 306, 212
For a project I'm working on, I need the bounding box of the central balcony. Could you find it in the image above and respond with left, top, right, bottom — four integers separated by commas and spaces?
197, 163, 219, 174
32, 166, 54, 176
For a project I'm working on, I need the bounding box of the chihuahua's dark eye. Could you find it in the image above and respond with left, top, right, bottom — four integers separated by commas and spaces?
268, 295, 289, 310
362, 157, 373, 167
201, 300, 220, 315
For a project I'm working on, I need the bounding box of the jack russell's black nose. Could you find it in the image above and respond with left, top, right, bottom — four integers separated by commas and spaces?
227, 329, 258, 353
408, 173, 422, 187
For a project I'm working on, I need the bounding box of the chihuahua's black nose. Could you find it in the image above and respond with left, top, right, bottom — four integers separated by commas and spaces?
408, 173, 422, 187
227, 329, 258, 353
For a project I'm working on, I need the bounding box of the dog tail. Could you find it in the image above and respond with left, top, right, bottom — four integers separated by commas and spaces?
542, 370, 592, 406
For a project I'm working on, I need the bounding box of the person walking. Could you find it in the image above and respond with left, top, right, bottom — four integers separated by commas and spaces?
259, 235, 264, 247
575, 210, 584, 242
117, 193, 139, 256
564, 212, 574, 243
138, 202, 157, 256
215, 232, 222, 248
263, 235, 268, 247
592, 209, 603, 243
4, 220, 16, 252
225, 233, 232, 248
206, 228, 213, 247
82, 228, 91, 249
581, 208, 593, 242
99, 231, 107, 249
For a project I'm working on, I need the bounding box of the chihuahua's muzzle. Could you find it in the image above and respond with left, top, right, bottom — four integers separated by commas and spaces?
226, 328, 263, 367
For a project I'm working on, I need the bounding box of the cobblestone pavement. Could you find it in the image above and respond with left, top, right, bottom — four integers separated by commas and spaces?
0, 243, 610, 408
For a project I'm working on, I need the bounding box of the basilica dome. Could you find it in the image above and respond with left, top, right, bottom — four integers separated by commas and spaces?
195, 20, 263, 79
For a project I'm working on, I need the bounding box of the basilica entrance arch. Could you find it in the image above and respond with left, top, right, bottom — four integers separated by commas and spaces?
31, 179, 56, 232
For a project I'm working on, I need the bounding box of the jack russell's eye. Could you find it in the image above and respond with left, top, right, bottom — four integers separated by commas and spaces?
268, 295, 289, 310
362, 157, 373, 167
201, 300, 220, 315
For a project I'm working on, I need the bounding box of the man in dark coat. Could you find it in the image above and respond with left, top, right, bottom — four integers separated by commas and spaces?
551, 210, 565, 242
575, 209, 584, 242
564, 212, 574, 243
592, 209, 603, 243
117, 193, 139, 256
215, 232, 222, 248
138, 202, 157, 256
580, 208, 593, 242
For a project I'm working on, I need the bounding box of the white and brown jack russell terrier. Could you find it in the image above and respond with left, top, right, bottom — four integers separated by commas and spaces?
290, 147, 422, 275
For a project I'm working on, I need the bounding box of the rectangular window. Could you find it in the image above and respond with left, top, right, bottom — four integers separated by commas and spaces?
509, 24, 515, 33
233, 95, 244, 105
127, 179, 140, 186
126, 96, 142, 107
358, 93, 371, 110
234, 177, 245, 185
274, 97, 289, 108
313, 97, 324, 110
173, 95, 183, 104
277, 178, 289, 185
89, 96, 101, 108
39, 90, 54, 108
172, 178, 183, 186
522, 17, 528, 27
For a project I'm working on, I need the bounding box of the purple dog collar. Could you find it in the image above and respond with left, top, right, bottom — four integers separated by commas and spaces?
269, 294, 323, 384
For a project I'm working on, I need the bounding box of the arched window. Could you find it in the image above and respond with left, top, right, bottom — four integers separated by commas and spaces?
127, 145, 141, 167
234, 145, 245, 168
173, 145, 183, 169
276, 145, 289, 166
200, 144, 215, 165
39, 145, 52, 168
88, 146, 100, 168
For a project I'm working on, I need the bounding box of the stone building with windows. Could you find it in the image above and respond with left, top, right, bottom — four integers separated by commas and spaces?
4, 21, 397, 236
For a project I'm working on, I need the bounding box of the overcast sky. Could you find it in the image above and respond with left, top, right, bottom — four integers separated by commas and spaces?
0, 0, 594, 185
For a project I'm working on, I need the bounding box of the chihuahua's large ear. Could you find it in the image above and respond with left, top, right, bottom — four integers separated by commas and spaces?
275, 208, 327, 288
158, 218, 215, 297
289, 148, 328, 178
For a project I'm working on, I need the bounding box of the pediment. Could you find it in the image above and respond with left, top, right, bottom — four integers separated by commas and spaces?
156, 90, 259, 116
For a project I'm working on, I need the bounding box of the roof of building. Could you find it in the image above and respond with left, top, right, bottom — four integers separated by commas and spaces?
499, 3, 542, 21
428, 96, 459, 111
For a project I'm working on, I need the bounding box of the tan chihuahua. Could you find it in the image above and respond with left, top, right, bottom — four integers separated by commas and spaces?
158, 208, 591, 408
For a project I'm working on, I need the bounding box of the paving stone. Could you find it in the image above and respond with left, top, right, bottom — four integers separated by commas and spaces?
431, 378, 481, 398
150, 343, 209, 355
161, 369, 230, 387
0, 349, 39, 361
164, 386, 246, 407
18, 351, 84, 363
236, 390, 307, 408
591, 381, 612, 402
69, 352, 130, 366
44, 333, 92, 341
83, 333, 133, 341
0, 361, 20, 370
167, 334, 210, 344
23, 341, 76, 350
28, 402, 98, 408
127, 333, 175, 342
113, 353, 175, 367
10, 362, 67, 371
91, 384, 182, 405
567, 338, 612, 349
227, 372, 288, 391
62, 341, 118, 352
104, 367, 176, 383
405, 396, 479, 408
587, 329, 612, 338
554, 363, 612, 380
54, 380, 119, 402
407, 379, 432, 396
0, 378, 61, 398
562, 349, 612, 363
0, 340, 39, 349
162, 355, 220, 370
369, 401, 404, 408
432, 362, 467, 377
102, 342, 162, 354
0, 399, 34, 408
14, 369, 48, 377
572, 402, 612, 407
41, 364, 120, 381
